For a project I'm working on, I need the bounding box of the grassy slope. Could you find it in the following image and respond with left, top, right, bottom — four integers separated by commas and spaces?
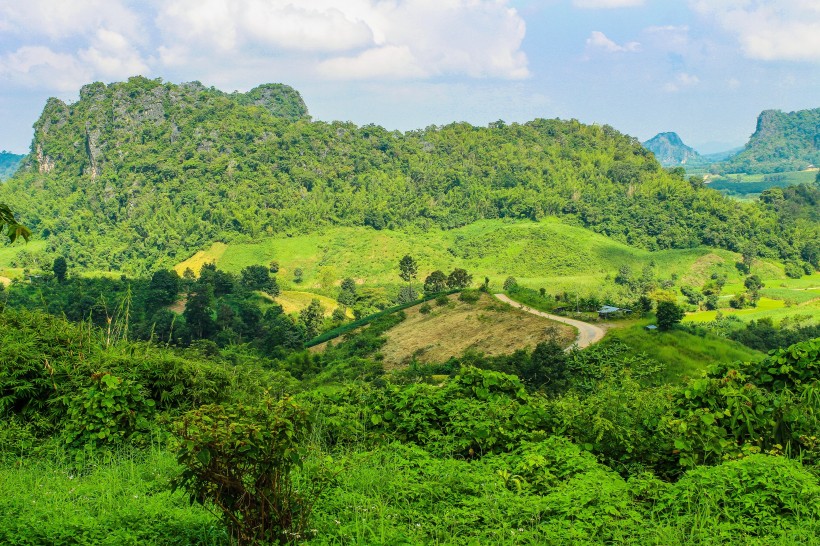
603, 319, 765, 383
174, 218, 774, 296
374, 293, 576, 370
684, 272, 820, 324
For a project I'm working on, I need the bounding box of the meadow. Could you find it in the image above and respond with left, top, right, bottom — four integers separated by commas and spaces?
168, 218, 775, 297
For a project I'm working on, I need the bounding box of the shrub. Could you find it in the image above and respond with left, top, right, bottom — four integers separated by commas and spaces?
458, 290, 481, 303
435, 294, 450, 306
173, 398, 325, 545
62, 372, 155, 453
503, 276, 518, 291
419, 302, 432, 314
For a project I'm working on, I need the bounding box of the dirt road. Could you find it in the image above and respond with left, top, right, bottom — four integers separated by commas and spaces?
494, 294, 606, 349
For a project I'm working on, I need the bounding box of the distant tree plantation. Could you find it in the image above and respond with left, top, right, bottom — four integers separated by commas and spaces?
1, 76, 816, 275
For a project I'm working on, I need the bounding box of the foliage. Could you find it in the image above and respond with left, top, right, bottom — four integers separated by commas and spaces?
2, 77, 811, 274
173, 398, 320, 545
62, 372, 155, 454
656, 301, 684, 330
0, 202, 29, 243
667, 337, 820, 467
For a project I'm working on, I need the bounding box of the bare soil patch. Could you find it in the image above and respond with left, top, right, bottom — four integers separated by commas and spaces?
378, 293, 575, 370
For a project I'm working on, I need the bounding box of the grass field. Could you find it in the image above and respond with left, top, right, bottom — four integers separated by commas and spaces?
704, 169, 818, 199
273, 290, 352, 318
685, 272, 820, 324
172, 218, 777, 297
603, 320, 765, 382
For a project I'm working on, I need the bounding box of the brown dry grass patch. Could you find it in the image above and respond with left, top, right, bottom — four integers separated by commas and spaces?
378, 293, 575, 370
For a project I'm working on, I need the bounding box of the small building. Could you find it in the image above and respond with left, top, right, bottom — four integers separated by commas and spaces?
644, 324, 658, 332
597, 305, 632, 319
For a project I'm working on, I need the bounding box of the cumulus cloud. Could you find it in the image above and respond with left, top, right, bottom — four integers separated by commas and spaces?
663, 72, 700, 92
691, 0, 820, 61
573, 0, 643, 8
0, 0, 149, 90
585, 31, 641, 53
0, 46, 92, 92
0, 0, 142, 41
156, 0, 530, 80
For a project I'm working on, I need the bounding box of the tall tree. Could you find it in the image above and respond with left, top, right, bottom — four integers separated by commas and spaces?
656, 301, 684, 331
398, 255, 418, 293
52, 257, 68, 282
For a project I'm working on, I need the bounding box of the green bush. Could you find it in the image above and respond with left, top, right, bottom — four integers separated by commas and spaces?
62, 372, 155, 454
657, 455, 820, 537
173, 398, 325, 545
458, 289, 481, 303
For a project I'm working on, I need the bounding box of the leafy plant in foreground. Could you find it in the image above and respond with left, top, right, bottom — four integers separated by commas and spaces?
173, 397, 324, 545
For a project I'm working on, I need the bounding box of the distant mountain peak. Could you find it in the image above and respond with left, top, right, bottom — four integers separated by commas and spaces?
642, 132, 702, 167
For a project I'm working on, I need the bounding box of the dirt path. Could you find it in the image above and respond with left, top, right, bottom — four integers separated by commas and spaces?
494, 294, 606, 349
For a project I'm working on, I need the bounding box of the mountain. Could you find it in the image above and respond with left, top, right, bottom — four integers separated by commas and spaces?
0, 77, 809, 274
642, 132, 704, 167
716, 108, 820, 174
0, 151, 23, 180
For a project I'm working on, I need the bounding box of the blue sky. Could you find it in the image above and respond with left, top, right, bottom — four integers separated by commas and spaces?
1, 0, 819, 154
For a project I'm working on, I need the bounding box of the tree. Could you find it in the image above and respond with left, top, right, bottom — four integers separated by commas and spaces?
147, 269, 180, 309
241, 264, 274, 291
52, 257, 68, 282
503, 276, 518, 291
614, 265, 633, 287
293, 268, 303, 284
0, 203, 29, 243
299, 299, 324, 339
398, 255, 418, 292
184, 284, 216, 340
519, 340, 567, 394
447, 268, 472, 289
338, 277, 358, 306
423, 270, 447, 294
744, 275, 764, 306
656, 301, 684, 330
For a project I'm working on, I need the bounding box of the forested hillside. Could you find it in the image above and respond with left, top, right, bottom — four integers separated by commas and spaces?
642, 132, 704, 167
0, 151, 22, 180
0, 77, 815, 274
717, 108, 820, 174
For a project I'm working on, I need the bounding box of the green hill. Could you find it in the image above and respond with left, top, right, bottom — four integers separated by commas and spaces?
170, 219, 781, 296
642, 132, 705, 167
0, 77, 804, 275
0, 151, 23, 180
716, 108, 820, 174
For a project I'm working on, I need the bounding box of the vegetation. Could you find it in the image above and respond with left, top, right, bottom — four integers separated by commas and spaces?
2, 77, 817, 277
715, 108, 820, 174
0, 151, 23, 180
2, 77, 820, 544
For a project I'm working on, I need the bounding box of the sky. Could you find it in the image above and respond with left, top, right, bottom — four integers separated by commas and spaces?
2, 0, 820, 154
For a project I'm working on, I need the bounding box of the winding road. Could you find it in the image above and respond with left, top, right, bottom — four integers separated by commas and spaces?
494, 294, 606, 349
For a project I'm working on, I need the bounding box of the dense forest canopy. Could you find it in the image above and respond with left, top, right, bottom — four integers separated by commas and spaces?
0, 76, 817, 274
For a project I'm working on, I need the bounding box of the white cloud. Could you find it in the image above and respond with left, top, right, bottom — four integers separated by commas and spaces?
0, 0, 142, 41
0, 0, 149, 89
573, 0, 643, 8
79, 29, 149, 79
318, 45, 427, 79
586, 31, 641, 53
663, 72, 700, 92
0, 46, 92, 92
643, 25, 689, 53
156, 0, 530, 80
691, 0, 820, 61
